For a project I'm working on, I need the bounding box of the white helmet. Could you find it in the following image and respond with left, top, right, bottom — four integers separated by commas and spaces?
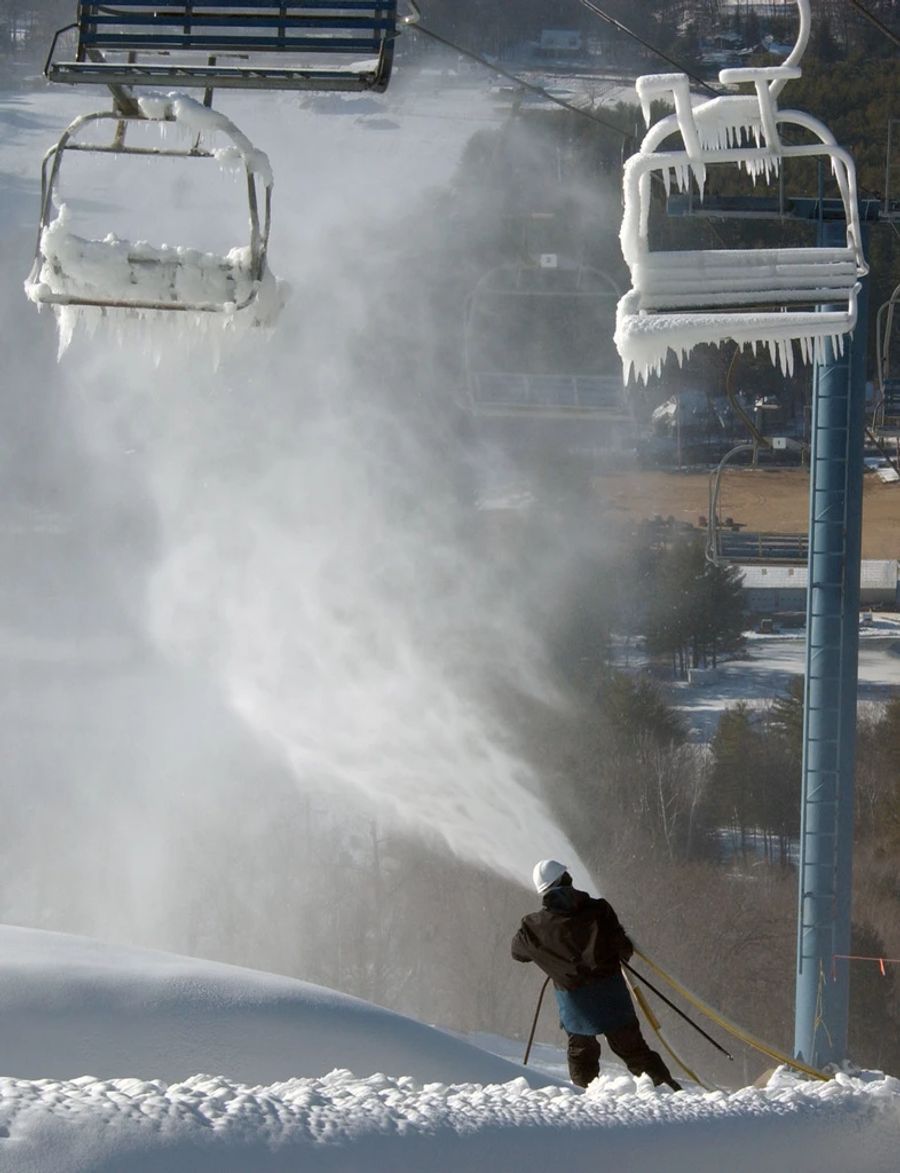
533, 859, 568, 894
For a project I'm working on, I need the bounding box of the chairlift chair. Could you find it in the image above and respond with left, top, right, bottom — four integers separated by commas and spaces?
27, 4, 401, 327
874, 282, 900, 429
464, 260, 627, 420
615, 0, 868, 384
45, 3, 399, 94
25, 98, 274, 317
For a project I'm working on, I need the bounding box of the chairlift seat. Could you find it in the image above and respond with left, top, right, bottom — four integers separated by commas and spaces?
25, 103, 278, 326
29, 234, 269, 315
469, 372, 628, 418
617, 137, 864, 380
47, 2, 398, 92
616, 0, 867, 383
632, 246, 860, 310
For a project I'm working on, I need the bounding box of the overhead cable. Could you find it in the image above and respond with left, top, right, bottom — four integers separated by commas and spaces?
576, 0, 720, 97
847, 0, 900, 49
402, 14, 634, 137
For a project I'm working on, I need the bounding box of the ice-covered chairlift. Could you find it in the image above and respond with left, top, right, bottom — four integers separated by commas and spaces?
614, 0, 868, 383
26, 3, 400, 326
26, 98, 274, 318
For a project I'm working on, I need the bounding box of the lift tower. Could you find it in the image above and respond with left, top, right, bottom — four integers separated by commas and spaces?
614, 0, 876, 1067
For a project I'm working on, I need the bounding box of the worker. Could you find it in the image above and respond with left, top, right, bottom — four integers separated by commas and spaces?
512, 859, 681, 1090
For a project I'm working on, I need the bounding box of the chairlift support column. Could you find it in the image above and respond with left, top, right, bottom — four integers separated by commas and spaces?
664, 193, 877, 1067
795, 214, 871, 1068
612, 0, 880, 1070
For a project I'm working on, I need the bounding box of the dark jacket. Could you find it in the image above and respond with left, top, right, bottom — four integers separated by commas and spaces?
511, 885, 634, 991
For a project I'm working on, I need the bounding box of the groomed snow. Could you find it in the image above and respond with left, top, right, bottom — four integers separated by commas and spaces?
0, 926, 546, 1088
0, 929, 899, 1173
4, 1066, 900, 1173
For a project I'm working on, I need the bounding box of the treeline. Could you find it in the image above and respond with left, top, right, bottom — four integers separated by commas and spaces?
5, 1, 895, 69
544, 664, 900, 1077
416, 0, 898, 68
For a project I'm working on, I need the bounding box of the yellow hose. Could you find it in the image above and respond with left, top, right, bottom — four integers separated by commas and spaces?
634, 948, 830, 1082
624, 971, 713, 1090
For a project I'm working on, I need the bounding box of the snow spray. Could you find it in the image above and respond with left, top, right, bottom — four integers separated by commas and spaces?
48, 86, 587, 884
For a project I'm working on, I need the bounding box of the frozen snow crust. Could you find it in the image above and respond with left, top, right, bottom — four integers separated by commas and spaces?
1, 928, 899, 1172
2, 1063, 899, 1172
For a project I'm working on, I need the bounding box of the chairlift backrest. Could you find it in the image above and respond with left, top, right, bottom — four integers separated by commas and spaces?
615, 0, 868, 384
48, 2, 399, 91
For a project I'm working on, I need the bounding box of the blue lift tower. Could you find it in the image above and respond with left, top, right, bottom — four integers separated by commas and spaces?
614, 0, 885, 1069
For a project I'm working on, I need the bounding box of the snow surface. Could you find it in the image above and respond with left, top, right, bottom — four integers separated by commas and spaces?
1, 928, 900, 1173
0, 926, 546, 1088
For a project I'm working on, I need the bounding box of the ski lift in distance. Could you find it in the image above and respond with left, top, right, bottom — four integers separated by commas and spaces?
614, 0, 868, 384
874, 282, 900, 430
464, 256, 627, 421
26, 4, 402, 331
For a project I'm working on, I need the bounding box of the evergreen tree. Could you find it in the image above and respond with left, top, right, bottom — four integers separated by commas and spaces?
643, 536, 746, 678
706, 702, 761, 853
768, 676, 804, 766
598, 669, 686, 752
695, 557, 746, 668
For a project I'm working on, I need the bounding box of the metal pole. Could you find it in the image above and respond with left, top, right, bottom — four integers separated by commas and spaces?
523, 977, 550, 1065
707, 443, 754, 563
794, 217, 870, 1067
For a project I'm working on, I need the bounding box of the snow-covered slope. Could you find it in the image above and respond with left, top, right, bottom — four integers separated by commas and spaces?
0, 928, 899, 1173
0, 926, 549, 1087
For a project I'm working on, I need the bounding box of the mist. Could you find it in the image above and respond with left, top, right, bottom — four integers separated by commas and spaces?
0, 75, 624, 1031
